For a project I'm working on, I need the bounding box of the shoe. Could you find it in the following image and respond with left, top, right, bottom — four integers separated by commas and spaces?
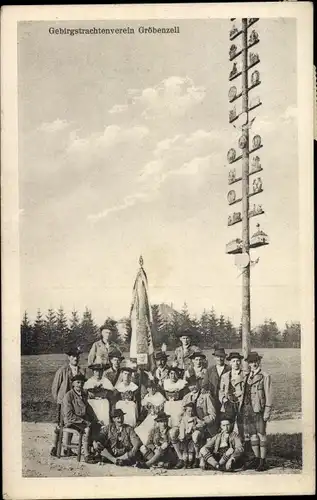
256, 459, 267, 472
200, 459, 207, 471
50, 447, 57, 457
193, 458, 200, 469
175, 459, 185, 469
135, 460, 148, 469
84, 455, 98, 464
163, 462, 171, 469
63, 449, 77, 457
245, 457, 260, 470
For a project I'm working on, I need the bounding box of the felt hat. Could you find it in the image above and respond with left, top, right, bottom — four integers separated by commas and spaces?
226, 352, 243, 362
186, 375, 199, 387
111, 408, 126, 419
245, 351, 262, 363
212, 347, 226, 357
120, 366, 134, 373
66, 346, 80, 357
220, 414, 233, 424
183, 401, 196, 410
168, 366, 183, 377
175, 327, 195, 338
155, 351, 168, 361
189, 350, 206, 360
155, 411, 170, 423
71, 373, 86, 383
88, 363, 106, 371
108, 349, 124, 360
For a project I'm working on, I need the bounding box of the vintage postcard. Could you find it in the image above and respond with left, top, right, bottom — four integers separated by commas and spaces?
1, 2, 315, 499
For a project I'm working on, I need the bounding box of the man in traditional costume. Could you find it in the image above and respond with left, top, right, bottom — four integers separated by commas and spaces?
241, 352, 272, 471
219, 352, 245, 436
154, 351, 170, 388
50, 346, 83, 457
172, 328, 201, 373
103, 349, 124, 386
88, 323, 122, 367
62, 373, 101, 463
202, 347, 231, 427
94, 409, 142, 466
184, 351, 207, 389
200, 416, 244, 471
178, 402, 205, 468
139, 411, 176, 469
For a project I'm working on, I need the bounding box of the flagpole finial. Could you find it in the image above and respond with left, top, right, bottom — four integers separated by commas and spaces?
139, 255, 144, 268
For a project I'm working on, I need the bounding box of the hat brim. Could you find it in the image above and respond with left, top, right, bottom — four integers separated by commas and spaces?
213, 351, 226, 357
88, 365, 106, 371
246, 356, 262, 362
226, 354, 243, 361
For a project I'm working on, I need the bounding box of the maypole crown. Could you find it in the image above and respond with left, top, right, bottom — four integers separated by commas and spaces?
139, 255, 144, 267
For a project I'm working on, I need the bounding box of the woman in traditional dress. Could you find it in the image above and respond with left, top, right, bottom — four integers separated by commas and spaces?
114, 366, 140, 428
135, 381, 166, 445
83, 363, 114, 426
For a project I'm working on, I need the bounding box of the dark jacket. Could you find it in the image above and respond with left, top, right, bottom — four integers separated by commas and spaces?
62, 388, 97, 426
51, 364, 84, 404
202, 365, 231, 408
99, 423, 141, 458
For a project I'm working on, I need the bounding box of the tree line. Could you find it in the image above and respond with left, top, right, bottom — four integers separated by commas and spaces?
21, 303, 301, 356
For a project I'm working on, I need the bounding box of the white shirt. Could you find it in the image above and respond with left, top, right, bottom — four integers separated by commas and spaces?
216, 365, 225, 377
69, 364, 79, 377
231, 369, 240, 381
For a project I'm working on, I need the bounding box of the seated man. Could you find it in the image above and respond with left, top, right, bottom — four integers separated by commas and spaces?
94, 408, 142, 466
139, 411, 176, 469
200, 416, 244, 471
62, 373, 101, 463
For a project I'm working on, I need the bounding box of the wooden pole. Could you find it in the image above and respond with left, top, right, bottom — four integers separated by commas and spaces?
241, 18, 251, 367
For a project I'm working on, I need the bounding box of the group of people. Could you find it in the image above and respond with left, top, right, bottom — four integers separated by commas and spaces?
50, 324, 272, 472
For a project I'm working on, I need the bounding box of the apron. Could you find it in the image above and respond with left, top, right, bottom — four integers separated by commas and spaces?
88, 398, 110, 426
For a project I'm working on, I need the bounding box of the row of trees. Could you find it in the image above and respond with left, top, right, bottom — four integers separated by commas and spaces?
21, 303, 301, 355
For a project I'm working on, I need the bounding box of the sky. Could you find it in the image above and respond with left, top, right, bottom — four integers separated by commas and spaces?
18, 18, 298, 328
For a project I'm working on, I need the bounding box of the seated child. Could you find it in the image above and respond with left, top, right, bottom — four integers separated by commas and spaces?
135, 381, 166, 445
139, 411, 176, 469
200, 416, 244, 471
178, 402, 205, 468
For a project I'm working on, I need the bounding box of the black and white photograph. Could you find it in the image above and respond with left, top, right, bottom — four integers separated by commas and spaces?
1, 3, 314, 498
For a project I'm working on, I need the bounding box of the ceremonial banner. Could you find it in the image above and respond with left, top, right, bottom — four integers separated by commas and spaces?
130, 257, 155, 372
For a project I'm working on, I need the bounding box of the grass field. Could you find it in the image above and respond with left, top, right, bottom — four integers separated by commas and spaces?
21, 348, 302, 475
22, 348, 301, 422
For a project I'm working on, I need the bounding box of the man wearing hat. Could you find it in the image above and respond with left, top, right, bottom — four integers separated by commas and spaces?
202, 347, 231, 428
200, 415, 244, 471
139, 411, 176, 468
219, 352, 245, 436
88, 321, 122, 367
242, 352, 272, 471
104, 349, 124, 386
84, 364, 114, 426
94, 408, 141, 466
62, 373, 101, 463
50, 346, 83, 457
154, 351, 169, 388
185, 351, 207, 389
172, 328, 201, 373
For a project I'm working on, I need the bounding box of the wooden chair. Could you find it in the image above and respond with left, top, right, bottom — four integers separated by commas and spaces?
56, 425, 83, 462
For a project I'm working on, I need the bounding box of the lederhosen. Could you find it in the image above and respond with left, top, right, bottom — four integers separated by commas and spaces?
241, 374, 266, 437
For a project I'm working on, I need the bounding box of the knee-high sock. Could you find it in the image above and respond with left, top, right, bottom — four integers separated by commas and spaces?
251, 435, 260, 458
172, 441, 183, 460
52, 426, 59, 448
140, 445, 154, 462
259, 434, 267, 459
146, 449, 163, 467
101, 447, 117, 464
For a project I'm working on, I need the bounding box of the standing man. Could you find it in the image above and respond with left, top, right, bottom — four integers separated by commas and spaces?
241, 352, 272, 471
202, 347, 231, 428
88, 323, 122, 367
219, 352, 245, 436
50, 346, 83, 457
184, 352, 207, 389
104, 350, 124, 386
154, 351, 170, 388
173, 328, 201, 373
